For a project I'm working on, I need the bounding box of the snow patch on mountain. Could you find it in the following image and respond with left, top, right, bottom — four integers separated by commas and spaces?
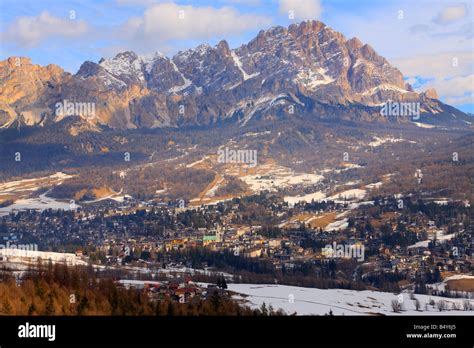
368, 136, 416, 147
293, 68, 334, 90
361, 84, 410, 96
140, 52, 166, 73
168, 59, 193, 93
100, 55, 145, 82
231, 50, 260, 81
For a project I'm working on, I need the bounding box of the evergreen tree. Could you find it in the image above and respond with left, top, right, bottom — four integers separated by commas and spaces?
44, 293, 55, 315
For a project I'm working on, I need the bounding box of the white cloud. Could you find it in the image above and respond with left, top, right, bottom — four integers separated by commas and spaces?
120, 2, 271, 46
279, 0, 322, 21
424, 75, 473, 102
221, 0, 262, 5
393, 52, 473, 80
445, 95, 474, 105
325, 2, 472, 108
433, 4, 468, 25
393, 53, 473, 105
2, 11, 89, 48
116, 0, 159, 5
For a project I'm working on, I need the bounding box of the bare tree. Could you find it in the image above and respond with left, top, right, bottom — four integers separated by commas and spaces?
437, 300, 446, 312
413, 298, 421, 311
391, 299, 402, 313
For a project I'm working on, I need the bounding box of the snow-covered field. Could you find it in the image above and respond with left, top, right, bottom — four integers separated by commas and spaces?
0, 172, 77, 216
327, 188, 367, 201
0, 248, 87, 266
0, 192, 78, 216
0, 172, 73, 193
236, 164, 324, 192
284, 191, 326, 206
324, 218, 349, 232
408, 232, 457, 249
284, 180, 383, 207
228, 283, 474, 316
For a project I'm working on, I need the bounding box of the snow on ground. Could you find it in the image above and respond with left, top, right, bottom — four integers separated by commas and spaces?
326, 181, 384, 203
284, 191, 326, 206
324, 218, 349, 232
413, 122, 436, 129
228, 283, 474, 316
0, 172, 73, 193
186, 156, 209, 168
283, 179, 383, 230
342, 180, 361, 186
110, 194, 133, 202
366, 181, 383, 189
408, 232, 457, 249
0, 248, 87, 266
0, 172, 77, 216
328, 188, 366, 201
81, 190, 121, 204
344, 163, 362, 170
243, 131, 271, 137
347, 201, 374, 210
0, 192, 79, 216
238, 164, 324, 193
368, 136, 416, 147
331, 163, 362, 173
284, 179, 384, 225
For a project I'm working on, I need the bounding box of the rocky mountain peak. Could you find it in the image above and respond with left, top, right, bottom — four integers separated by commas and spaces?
422, 88, 439, 99
1, 20, 466, 131
216, 40, 231, 56
288, 19, 326, 36
346, 37, 363, 50
5, 56, 31, 68
114, 51, 139, 62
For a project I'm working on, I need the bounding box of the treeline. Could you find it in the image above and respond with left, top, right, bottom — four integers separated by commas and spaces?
0, 263, 281, 316
214, 176, 249, 197
157, 248, 367, 291
47, 165, 216, 202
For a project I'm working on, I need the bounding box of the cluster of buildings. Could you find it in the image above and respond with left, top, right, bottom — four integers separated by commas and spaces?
116, 278, 226, 303
0, 194, 472, 296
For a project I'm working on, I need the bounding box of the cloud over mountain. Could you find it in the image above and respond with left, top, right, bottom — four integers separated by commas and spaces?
1, 11, 90, 48
278, 0, 323, 21
120, 2, 271, 50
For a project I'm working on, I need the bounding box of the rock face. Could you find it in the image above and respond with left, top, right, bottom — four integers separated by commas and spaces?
0, 20, 467, 130
0, 57, 71, 127
422, 88, 438, 100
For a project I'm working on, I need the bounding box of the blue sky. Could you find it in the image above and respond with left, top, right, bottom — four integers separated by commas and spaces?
1, 0, 472, 112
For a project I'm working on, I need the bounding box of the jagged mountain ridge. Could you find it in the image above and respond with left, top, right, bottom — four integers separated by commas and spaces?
0, 20, 471, 130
